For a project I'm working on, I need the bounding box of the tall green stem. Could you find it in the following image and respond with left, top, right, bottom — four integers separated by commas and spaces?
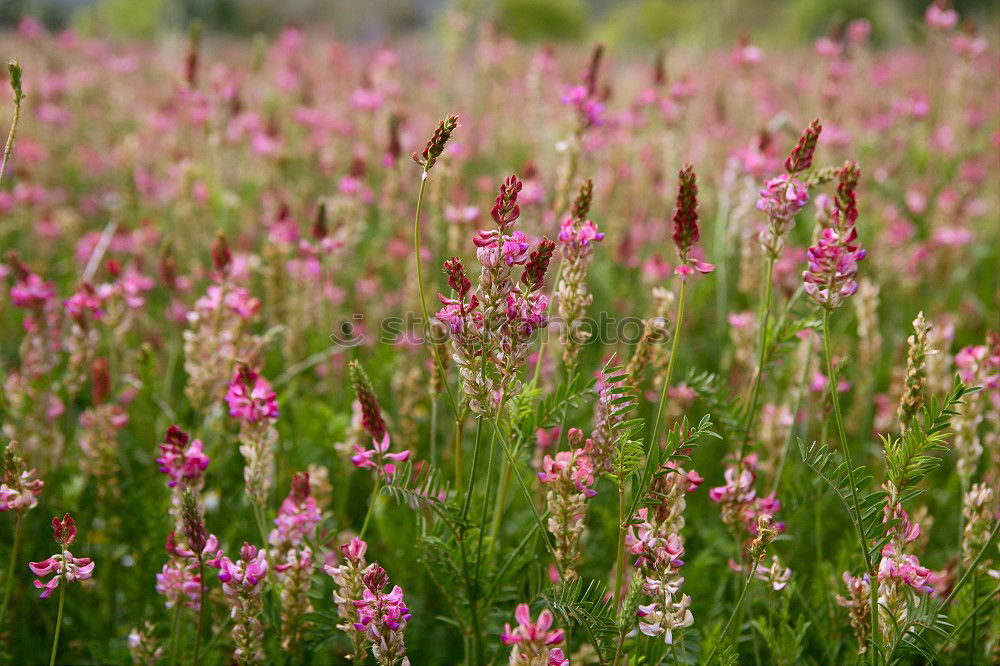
650, 279, 687, 449
611, 481, 628, 666
738, 256, 775, 460
49, 547, 68, 666
822, 309, 878, 651
461, 416, 484, 522
413, 170, 458, 417
0, 514, 24, 629
359, 475, 382, 539
1, 61, 24, 185
704, 561, 759, 666
191, 560, 206, 666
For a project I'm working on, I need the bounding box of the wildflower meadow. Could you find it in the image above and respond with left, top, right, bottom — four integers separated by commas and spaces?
0, 2, 998, 664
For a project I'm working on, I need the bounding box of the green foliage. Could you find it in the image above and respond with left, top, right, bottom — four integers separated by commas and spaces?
495, 0, 586, 42
883, 377, 975, 494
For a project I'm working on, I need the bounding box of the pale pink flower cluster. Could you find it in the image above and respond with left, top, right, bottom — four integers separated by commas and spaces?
156, 425, 210, 489
628, 463, 702, 645
158, 531, 220, 611
538, 429, 596, 581
755, 554, 792, 591
29, 551, 95, 599
210, 542, 269, 665
0, 444, 43, 513
501, 603, 567, 666
29, 513, 94, 599
708, 454, 785, 537
324, 537, 370, 660
225, 365, 279, 424
635, 532, 693, 645
836, 571, 872, 653
268, 475, 320, 650
269, 472, 321, 547
354, 564, 411, 666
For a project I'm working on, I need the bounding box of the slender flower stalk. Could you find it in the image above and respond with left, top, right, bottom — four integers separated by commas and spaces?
803, 159, 878, 650
741, 120, 822, 458
650, 165, 713, 449
412, 115, 461, 415
1, 60, 25, 183
29, 514, 94, 666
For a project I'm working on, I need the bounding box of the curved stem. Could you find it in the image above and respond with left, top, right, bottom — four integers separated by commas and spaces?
738, 256, 775, 460
0, 77, 22, 184
413, 170, 459, 416
822, 309, 877, 649
650, 279, 687, 449
704, 560, 759, 666
0, 514, 24, 629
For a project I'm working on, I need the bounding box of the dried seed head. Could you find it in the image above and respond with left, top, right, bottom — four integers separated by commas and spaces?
412, 114, 459, 172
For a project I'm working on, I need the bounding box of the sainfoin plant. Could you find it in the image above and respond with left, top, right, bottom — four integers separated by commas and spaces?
0, 3, 998, 664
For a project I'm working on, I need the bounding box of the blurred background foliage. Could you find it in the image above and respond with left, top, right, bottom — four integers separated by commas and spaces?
0, 0, 997, 47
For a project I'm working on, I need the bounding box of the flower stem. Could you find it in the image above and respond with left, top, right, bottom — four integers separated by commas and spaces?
49, 547, 68, 666
821, 309, 877, 650
191, 560, 206, 666
738, 255, 775, 460
413, 169, 458, 417
461, 415, 484, 522
359, 475, 382, 539
167, 599, 182, 666
0, 63, 23, 185
0, 514, 24, 629
611, 480, 628, 666
704, 560, 759, 666
650, 278, 687, 449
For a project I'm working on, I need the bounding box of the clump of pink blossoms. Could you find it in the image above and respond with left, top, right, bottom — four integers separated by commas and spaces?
227, 364, 279, 507
156, 425, 210, 489
324, 537, 371, 661
353, 564, 411, 666
269, 473, 320, 654
629, 459, 703, 645
757, 119, 822, 258
29, 513, 94, 599
1, 441, 43, 513
556, 179, 605, 368
209, 542, 269, 666
538, 428, 596, 581
803, 161, 866, 310
501, 603, 567, 666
